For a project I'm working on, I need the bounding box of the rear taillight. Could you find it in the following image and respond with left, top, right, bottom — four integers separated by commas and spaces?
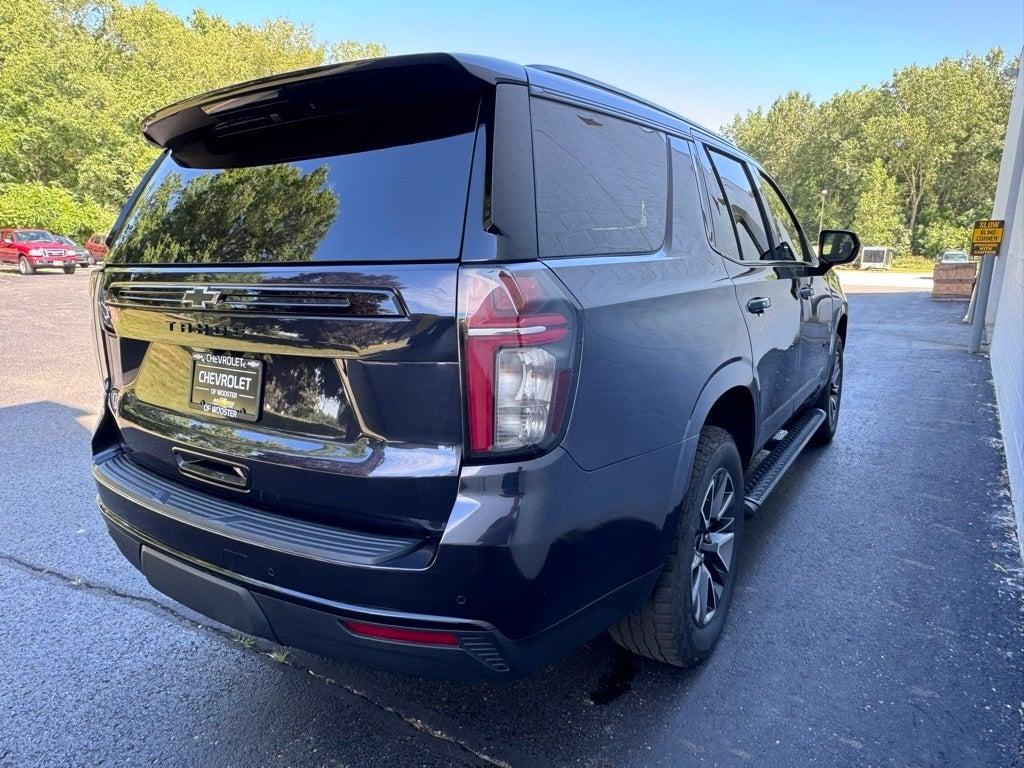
458, 265, 579, 459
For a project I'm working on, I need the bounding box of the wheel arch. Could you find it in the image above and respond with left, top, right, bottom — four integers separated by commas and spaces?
703, 386, 756, 470
836, 313, 848, 346
684, 360, 758, 469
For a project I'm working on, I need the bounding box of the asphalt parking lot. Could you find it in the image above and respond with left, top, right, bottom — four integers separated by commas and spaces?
1, 267, 1021, 768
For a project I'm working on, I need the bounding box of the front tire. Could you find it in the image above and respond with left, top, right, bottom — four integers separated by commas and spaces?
609, 426, 745, 668
62, 264, 76, 275
809, 338, 843, 446
18, 256, 35, 275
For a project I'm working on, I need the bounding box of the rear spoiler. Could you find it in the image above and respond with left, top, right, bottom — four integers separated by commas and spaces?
142, 53, 527, 151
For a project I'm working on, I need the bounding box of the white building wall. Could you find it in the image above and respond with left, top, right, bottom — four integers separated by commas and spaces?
989, 58, 1024, 559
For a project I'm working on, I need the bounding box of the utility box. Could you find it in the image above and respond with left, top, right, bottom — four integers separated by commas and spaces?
931, 261, 977, 300
857, 246, 893, 269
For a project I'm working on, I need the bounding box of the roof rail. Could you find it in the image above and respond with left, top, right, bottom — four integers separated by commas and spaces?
527, 64, 734, 145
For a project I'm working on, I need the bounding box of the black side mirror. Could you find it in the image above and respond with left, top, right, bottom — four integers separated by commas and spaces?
817, 230, 860, 269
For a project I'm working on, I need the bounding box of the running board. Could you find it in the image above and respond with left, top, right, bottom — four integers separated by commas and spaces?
744, 408, 826, 515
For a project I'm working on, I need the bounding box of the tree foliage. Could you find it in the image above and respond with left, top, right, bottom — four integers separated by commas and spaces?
0, 0, 384, 237
115, 165, 339, 263
725, 49, 1016, 257
0, 182, 111, 240
852, 160, 908, 254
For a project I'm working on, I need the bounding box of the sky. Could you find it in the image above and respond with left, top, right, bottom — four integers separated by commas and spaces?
146, 0, 1022, 129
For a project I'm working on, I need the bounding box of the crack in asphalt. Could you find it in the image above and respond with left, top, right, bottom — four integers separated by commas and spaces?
0, 551, 512, 768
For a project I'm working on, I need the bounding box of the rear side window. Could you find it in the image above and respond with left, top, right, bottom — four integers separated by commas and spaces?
705, 147, 772, 261
669, 139, 713, 262
532, 99, 667, 258
109, 98, 479, 264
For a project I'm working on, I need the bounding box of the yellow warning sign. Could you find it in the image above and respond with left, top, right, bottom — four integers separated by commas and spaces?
971, 219, 1005, 257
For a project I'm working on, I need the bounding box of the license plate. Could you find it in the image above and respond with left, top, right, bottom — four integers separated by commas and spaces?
189, 352, 263, 422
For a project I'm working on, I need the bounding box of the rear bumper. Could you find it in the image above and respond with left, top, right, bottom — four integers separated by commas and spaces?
94, 437, 689, 679
102, 510, 657, 680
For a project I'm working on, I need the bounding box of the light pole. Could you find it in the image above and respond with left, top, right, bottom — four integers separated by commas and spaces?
819, 189, 829, 235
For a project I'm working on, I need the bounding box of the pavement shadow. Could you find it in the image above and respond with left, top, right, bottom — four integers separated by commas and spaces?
0, 400, 705, 766
0, 399, 97, 475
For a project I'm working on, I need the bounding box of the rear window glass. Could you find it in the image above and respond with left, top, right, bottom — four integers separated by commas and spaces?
109, 100, 478, 264
532, 99, 667, 258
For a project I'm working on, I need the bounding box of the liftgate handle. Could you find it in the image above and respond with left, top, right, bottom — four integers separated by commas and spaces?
172, 447, 250, 489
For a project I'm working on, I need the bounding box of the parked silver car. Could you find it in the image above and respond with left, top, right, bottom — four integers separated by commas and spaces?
939, 249, 970, 263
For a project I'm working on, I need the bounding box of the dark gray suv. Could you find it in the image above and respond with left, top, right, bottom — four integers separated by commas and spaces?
90, 53, 858, 679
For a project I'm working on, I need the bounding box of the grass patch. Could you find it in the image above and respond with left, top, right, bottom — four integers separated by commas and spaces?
836, 254, 940, 274
890, 255, 938, 273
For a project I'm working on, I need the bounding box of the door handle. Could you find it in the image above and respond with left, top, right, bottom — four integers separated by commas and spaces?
799, 285, 814, 299
746, 297, 772, 314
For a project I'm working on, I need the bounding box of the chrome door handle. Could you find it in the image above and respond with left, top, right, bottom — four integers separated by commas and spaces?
799, 285, 813, 299
747, 297, 772, 314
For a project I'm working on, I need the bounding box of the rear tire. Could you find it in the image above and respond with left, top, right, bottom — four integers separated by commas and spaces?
63, 265, 76, 275
18, 257, 34, 275
609, 426, 745, 668
809, 338, 843, 446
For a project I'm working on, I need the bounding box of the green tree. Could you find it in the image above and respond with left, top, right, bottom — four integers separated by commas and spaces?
919, 220, 972, 256
0, 0, 385, 215
0, 182, 112, 240
805, 88, 884, 234
725, 49, 1016, 257
851, 160, 908, 255
725, 91, 822, 234
862, 53, 1010, 248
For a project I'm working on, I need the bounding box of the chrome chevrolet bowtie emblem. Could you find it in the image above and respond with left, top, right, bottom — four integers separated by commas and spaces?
181, 286, 222, 309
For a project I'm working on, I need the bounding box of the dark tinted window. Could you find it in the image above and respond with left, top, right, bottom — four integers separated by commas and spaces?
109, 100, 478, 264
532, 99, 667, 257
755, 172, 808, 262
705, 147, 772, 261
669, 139, 714, 264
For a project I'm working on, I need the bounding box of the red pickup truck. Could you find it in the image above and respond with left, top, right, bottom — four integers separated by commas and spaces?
0, 228, 78, 274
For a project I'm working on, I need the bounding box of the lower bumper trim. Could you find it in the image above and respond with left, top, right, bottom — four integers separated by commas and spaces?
141, 545, 278, 641
104, 510, 514, 679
